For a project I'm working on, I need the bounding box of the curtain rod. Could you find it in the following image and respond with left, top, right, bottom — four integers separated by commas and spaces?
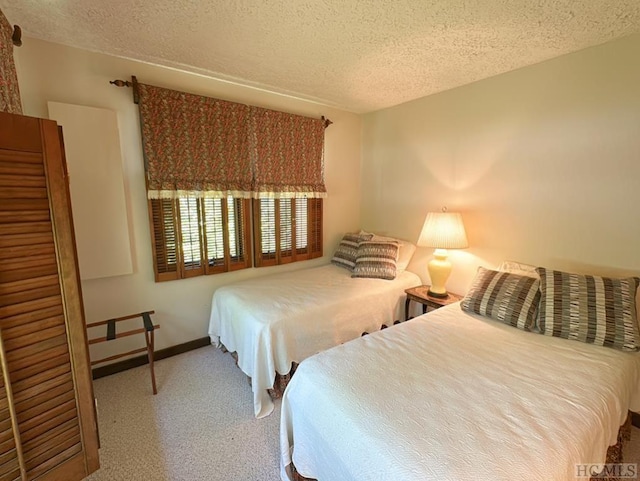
109, 76, 332, 127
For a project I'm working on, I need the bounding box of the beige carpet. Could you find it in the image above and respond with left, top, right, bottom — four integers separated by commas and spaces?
87, 346, 281, 481
87, 345, 639, 481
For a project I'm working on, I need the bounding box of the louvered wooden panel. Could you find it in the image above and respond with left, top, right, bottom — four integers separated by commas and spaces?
178, 197, 204, 278
149, 199, 179, 281
0, 377, 21, 481
203, 198, 226, 272
308, 198, 323, 259
0, 112, 99, 480
228, 198, 251, 271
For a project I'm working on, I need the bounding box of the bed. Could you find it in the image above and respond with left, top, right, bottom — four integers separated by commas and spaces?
208, 263, 421, 418
280, 302, 640, 481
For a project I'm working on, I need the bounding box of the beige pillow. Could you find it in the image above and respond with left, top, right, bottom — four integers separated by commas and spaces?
498, 260, 538, 278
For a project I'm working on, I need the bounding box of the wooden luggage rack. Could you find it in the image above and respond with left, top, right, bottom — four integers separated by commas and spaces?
87, 311, 160, 394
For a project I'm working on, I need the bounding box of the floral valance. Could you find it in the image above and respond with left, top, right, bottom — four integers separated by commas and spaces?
137, 82, 326, 200
251, 108, 326, 199
138, 83, 253, 199
0, 8, 22, 114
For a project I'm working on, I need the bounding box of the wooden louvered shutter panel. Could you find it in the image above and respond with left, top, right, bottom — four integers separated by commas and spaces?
227, 198, 251, 271
177, 197, 204, 278
203, 198, 226, 274
202, 197, 252, 274
279, 199, 293, 264
0, 359, 21, 481
254, 199, 277, 267
0, 112, 99, 480
149, 199, 179, 282
294, 198, 308, 258
308, 198, 323, 259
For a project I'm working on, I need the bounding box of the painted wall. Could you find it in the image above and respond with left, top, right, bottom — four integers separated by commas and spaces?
361, 34, 640, 295
14, 38, 362, 360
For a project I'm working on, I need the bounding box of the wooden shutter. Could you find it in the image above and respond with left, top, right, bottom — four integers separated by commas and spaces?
202, 197, 251, 274
254, 198, 322, 267
177, 197, 204, 278
149, 199, 179, 282
203, 198, 225, 273
254, 199, 277, 267
307, 198, 323, 259
149, 196, 251, 281
226, 198, 251, 271
0, 112, 99, 480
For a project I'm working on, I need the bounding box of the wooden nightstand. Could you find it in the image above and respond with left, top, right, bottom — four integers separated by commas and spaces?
404, 285, 463, 321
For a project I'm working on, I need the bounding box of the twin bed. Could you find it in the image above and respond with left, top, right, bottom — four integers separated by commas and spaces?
280, 303, 640, 480
208, 263, 420, 418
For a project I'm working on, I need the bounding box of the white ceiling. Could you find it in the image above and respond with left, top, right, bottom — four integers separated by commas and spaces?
3, 1, 639, 113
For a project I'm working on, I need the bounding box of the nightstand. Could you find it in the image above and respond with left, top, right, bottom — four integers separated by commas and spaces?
404, 285, 463, 321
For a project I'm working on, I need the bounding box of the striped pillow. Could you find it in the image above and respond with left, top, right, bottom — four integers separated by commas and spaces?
536, 267, 640, 351
331, 233, 373, 271
460, 267, 540, 331
351, 240, 399, 280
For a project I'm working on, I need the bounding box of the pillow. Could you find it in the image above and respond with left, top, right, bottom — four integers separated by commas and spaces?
371, 235, 416, 274
331, 233, 373, 271
536, 267, 640, 351
498, 260, 538, 279
460, 267, 541, 331
351, 240, 399, 280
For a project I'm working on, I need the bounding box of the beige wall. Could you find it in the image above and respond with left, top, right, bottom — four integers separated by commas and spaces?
14, 38, 362, 359
361, 34, 640, 295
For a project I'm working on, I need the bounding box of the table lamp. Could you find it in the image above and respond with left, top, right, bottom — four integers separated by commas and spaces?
417, 209, 468, 298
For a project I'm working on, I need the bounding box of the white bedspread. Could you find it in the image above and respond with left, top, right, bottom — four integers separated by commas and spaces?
280, 303, 640, 481
208, 264, 420, 418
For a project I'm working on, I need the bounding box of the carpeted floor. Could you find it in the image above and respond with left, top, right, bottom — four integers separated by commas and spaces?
86, 346, 282, 481
86, 345, 639, 481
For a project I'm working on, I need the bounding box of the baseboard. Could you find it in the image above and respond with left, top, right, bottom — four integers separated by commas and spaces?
92, 336, 211, 380
632, 411, 640, 429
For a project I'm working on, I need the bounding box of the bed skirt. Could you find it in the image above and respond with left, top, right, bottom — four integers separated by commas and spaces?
289, 413, 633, 481
221, 345, 299, 399
221, 320, 399, 400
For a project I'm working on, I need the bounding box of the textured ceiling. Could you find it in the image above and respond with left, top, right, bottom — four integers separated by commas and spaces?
2, 0, 640, 113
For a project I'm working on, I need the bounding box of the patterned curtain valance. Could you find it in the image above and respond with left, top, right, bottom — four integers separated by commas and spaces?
137, 81, 327, 200
0, 8, 22, 114
251, 108, 326, 199
138, 83, 253, 199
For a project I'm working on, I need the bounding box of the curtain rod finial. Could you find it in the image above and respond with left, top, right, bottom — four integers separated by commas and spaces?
321, 116, 333, 128
110, 79, 132, 87
12, 25, 22, 47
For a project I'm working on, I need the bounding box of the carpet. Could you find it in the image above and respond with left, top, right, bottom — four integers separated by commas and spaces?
86, 346, 281, 481
86, 345, 639, 481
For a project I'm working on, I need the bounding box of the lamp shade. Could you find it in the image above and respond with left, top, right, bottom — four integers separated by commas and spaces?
417, 212, 468, 249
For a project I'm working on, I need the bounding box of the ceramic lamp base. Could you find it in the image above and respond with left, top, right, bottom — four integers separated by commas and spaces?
427, 248, 451, 298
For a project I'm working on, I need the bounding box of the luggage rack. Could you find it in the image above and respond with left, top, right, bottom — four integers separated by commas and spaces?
87, 310, 160, 394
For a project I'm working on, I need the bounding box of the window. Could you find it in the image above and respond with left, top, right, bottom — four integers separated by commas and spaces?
149, 196, 251, 282
253, 198, 323, 267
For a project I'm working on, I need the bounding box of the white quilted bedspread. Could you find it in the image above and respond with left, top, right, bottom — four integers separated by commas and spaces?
280, 303, 640, 481
208, 264, 420, 418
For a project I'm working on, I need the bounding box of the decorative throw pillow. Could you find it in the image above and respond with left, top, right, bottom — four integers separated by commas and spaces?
331, 233, 373, 271
460, 267, 541, 331
536, 267, 640, 351
351, 240, 399, 280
